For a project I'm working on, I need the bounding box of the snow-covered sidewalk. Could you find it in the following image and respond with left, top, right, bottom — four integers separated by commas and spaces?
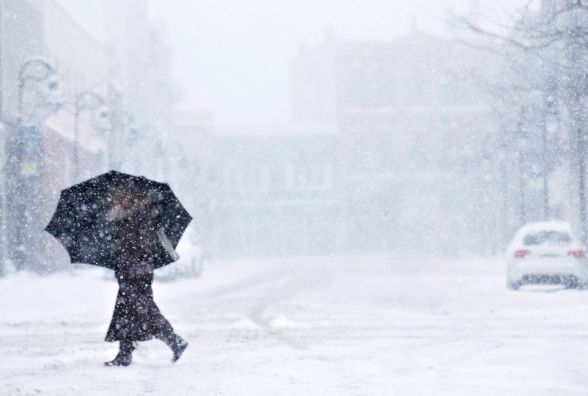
1, 256, 588, 395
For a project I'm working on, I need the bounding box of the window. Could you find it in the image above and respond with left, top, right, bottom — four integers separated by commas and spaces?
523, 231, 572, 246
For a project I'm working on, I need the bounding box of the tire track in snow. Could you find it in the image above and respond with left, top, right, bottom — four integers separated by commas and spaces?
215, 270, 325, 351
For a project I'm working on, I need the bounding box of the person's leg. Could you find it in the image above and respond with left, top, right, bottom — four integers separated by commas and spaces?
143, 269, 189, 363
157, 327, 188, 363
104, 339, 135, 367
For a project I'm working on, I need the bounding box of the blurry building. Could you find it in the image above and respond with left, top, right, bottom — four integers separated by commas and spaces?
169, 111, 214, 254
105, 0, 178, 181
292, 31, 498, 256
212, 125, 341, 257
0, 0, 112, 272
0, 0, 177, 273
42, 1, 112, 271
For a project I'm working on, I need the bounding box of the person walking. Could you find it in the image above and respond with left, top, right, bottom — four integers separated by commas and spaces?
104, 187, 188, 367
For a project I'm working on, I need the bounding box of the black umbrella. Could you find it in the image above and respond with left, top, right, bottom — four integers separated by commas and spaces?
45, 170, 192, 270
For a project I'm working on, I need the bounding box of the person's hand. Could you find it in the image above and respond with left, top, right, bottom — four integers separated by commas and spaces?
106, 205, 125, 222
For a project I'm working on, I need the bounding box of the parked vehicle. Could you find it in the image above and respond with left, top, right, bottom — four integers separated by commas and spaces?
506, 221, 588, 289
155, 228, 204, 281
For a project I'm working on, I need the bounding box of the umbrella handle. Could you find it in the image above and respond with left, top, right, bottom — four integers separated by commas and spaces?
157, 227, 179, 261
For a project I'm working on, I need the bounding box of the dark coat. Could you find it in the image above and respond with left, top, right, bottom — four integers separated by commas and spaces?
105, 206, 174, 342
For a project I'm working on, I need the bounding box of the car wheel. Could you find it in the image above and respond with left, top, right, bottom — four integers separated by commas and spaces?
507, 280, 521, 290
564, 276, 580, 289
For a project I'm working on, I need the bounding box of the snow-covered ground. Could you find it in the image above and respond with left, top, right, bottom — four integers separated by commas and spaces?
1, 256, 588, 395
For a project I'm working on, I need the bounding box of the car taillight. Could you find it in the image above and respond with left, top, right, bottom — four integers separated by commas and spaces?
568, 250, 586, 259
514, 249, 530, 258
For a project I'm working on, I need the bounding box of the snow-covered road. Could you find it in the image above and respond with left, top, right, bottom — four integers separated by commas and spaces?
1, 256, 588, 395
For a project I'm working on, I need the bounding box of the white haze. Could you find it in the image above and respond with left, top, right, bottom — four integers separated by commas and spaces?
3, 0, 588, 393
58, 0, 527, 126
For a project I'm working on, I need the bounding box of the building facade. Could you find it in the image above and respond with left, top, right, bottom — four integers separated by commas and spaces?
168, 111, 215, 255
292, 32, 498, 255
212, 126, 341, 257
105, 0, 178, 181
0, 0, 177, 273
0, 0, 113, 272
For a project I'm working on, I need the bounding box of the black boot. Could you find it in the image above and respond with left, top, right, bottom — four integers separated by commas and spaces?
104, 340, 135, 367
158, 332, 188, 363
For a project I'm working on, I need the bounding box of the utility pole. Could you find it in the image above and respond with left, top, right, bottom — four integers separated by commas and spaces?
517, 108, 528, 225
541, 102, 550, 220
0, 0, 5, 276
566, 6, 588, 243
575, 101, 587, 243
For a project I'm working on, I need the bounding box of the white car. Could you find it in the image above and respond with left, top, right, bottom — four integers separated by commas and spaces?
506, 221, 588, 289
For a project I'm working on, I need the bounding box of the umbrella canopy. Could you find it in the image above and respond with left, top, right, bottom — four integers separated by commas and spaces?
45, 170, 192, 269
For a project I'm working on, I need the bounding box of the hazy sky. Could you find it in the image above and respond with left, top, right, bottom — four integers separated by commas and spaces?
58, 0, 527, 126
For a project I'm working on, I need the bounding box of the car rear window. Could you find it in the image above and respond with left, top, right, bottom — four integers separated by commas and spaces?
523, 231, 572, 246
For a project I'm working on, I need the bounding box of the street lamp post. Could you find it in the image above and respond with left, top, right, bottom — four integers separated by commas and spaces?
17, 59, 61, 124
73, 91, 105, 182
93, 105, 113, 172
114, 111, 138, 173
11, 58, 61, 271
115, 111, 135, 171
